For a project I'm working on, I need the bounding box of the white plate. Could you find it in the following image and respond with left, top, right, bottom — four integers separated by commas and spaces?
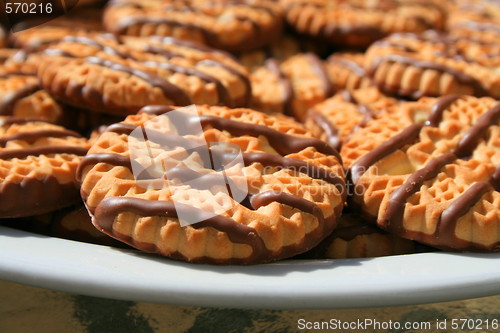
0, 225, 499, 309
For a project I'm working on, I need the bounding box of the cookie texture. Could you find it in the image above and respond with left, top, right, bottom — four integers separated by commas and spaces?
365, 31, 500, 99
78, 105, 345, 264
343, 95, 500, 251
0, 117, 89, 217
447, 0, 500, 45
0, 71, 65, 123
38, 35, 251, 115
250, 53, 333, 120
326, 53, 373, 93
37, 34, 252, 116
305, 87, 399, 151
103, 0, 284, 52
280, 0, 447, 48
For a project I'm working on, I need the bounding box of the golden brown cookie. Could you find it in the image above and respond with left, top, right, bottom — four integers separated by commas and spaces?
447, 0, 500, 45
326, 53, 373, 93
306, 210, 417, 259
305, 87, 400, 151
78, 105, 345, 264
343, 95, 500, 251
9, 7, 104, 51
280, 0, 447, 48
365, 31, 500, 99
0, 71, 65, 123
103, 0, 284, 52
0, 117, 89, 218
250, 53, 333, 120
37, 34, 252, 116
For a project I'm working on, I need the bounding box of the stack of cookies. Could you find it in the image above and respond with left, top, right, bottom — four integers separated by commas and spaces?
0, 0, 498, 264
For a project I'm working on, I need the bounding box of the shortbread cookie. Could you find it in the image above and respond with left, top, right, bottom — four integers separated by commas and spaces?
78, 105, 345, 264
103, 0, 284, 52
0, 71, 65, 123
50, 205, 127, 247
37, 34, 252, 115
280, 0, 447, 48
0, 117, 89, 218
365, 31, 500, 99
308, 210, 416, 259
305, 87, 399, 151
250, 53, 333, 120
447, 0, 500, 45
9, 7, 103, 51
0, 49, 19, 64
326, 53, 373, 93
343, 95, 500, 251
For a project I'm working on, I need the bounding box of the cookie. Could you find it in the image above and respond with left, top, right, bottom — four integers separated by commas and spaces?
9, 7, 103, 51
250, 53, 333, 120
280, 0, 447, 48
305, 87, 399, 151
0, 71, 65, 123
50, 205, 127, 247
343, 95, 500, 251
365, 31, 500, 99
447, 0, 500, 45
0, 117, 89, 218
326, 53, 373, 93
103, 0, 284, 52
78, 105, 345, 264
37, 34, 252, 116
306, 210, 416, 259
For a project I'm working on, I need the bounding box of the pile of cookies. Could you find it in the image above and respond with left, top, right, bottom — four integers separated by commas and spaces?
0, 0, 498, 264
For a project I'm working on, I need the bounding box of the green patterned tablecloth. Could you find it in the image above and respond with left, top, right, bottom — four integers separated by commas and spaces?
0, 280, 499, 333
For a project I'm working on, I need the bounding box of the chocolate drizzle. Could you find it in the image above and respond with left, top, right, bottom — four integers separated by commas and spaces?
309, 110, 341, 151
0, 129, 82, 147
93, 197, 267, 262
350, 123, 424, 185
454, 103, 500, 158
426, 94, 462, 126
76, 153, 132, 182
264, 58, 294, 116
0, 82, 41, 116
306, 53, 333, 98
370, 55, 488, 98
85, 57, 192, 106
0, 145, 88, 160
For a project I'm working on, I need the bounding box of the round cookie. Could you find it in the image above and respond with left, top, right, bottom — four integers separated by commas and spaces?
447, 0, 500, 45
103, 0, 284, 52
305, 87, 399, 151
78, 105, 346, 264
306, 209, 417, 259
0, 117, 89, 218
250, 53, 333, 120
280, 0, 447, 48
0, 71, 65, 123
365, 31, 500, 99
37, 34, 252, 116
343, 95, 500, 252
326, 53, 373, 93
9, 7, 104, 51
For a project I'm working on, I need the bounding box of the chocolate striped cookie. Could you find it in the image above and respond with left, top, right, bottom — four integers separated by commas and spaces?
343, 95, 500, 251
0, 117, 89, 218
78, 105, 345, 264
37, 34, 251, 116
103, 0, 284, 52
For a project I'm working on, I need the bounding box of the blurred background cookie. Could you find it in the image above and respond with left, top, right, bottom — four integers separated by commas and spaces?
103, 0, 284, 52
280, 0, 447, 48
365, 31, 500, 99
37, 34, 252, 116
